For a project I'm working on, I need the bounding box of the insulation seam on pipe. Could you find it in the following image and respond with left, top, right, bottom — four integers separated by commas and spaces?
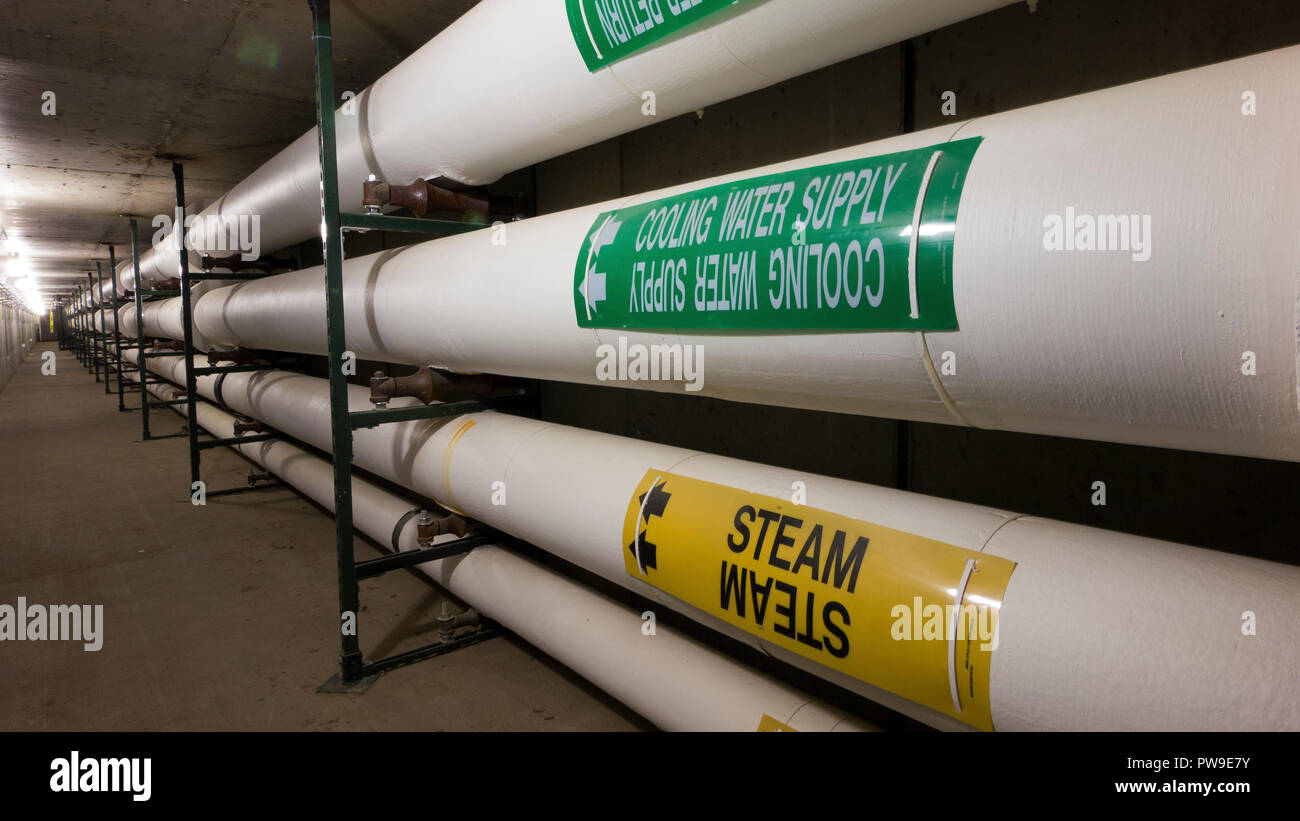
920, 331, 976, 427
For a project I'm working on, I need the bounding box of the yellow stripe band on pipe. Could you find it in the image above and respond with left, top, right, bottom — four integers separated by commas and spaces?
439, 419, 477, 514
622, 469, 1016, 731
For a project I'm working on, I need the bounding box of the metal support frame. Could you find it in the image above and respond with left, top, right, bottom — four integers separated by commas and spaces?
66, 289, 75, 356
174, 161, 204, 491
83, 285, 92, 366
70, 290, 79, 357
81, 285, 90, 366
124, 162, 292, 499
131, 218, 177, 440
86, 271, 100, 382
310, 0, 520, 683
70, 290, 79, 359
109, 245, 135, 412
96, 261, 110, 393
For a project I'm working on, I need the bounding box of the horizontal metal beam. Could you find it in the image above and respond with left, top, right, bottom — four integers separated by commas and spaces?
358, 626, 500, 678
206, 482, 287, 499
339, 212, 490, 235
354, 533, 500, 580
192, 363, 279, 375
189, 272, 278, 281
197, 432, 279, 450
349, 395, 529, 430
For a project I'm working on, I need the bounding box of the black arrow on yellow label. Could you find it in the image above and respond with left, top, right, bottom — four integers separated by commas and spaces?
628, 479, 672, 575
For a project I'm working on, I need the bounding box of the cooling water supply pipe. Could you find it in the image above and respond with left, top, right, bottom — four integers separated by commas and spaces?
116, 281, 235, 353
127, 368, 871, 732
124, 349, 1300, 732
187, 45, 1300, 462
109, 0, 1013, 297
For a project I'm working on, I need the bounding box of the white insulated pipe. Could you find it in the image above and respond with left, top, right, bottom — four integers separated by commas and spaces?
128, 367, 872, 732
186, 44, 1300, 462
116, 282, 235, 353
125, 349, 1300, 731
110, 0, 1013, 297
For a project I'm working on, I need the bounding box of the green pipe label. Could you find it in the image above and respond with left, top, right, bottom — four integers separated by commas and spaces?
574, 137, 981, 332
566, 0, 750, 71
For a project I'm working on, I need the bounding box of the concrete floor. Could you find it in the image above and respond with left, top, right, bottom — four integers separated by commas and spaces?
0, 342, 647, 731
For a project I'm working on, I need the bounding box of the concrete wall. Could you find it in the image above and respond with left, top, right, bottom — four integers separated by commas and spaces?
528, 0, 1300, 567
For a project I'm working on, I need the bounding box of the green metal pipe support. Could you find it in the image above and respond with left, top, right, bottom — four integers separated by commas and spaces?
310, 0, 363, 681
131, 218, 153, 440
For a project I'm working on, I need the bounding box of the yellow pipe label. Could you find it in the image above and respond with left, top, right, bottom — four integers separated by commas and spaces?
622, 469, 1016, 731
756, 714, 797, 732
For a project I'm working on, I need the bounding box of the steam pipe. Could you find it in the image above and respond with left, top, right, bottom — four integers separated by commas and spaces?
126, 365, 874, 732
123, 347, 1300, 731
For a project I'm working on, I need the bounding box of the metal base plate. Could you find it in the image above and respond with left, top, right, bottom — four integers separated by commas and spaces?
316, 670, 383, 695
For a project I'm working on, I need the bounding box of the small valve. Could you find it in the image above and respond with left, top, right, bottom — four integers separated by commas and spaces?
370, 370, 389, 408
415, 509, 469, 546
364, 175, 382, 215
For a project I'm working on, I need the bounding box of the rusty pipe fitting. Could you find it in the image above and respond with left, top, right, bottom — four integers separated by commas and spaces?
207, 347, 257, 366
362, 178, 491, 220
415, 509, 469, 545
437, 602, 481, 643
200, 253, 295, 274
369, 367, 496, 407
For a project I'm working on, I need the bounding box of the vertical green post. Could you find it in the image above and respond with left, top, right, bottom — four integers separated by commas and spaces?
173, 162, 202, 490
132, 219, 150, 440
87, 272, 99, 381
85, 286, 91, 366
70, 289, 77, 360
309, 0, 362, 680
96, 260, 109, 394
75, 289, 82, 362
110, 245, 126, 411
84, 286, 91, 365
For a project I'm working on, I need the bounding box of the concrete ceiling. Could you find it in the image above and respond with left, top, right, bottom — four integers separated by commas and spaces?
0, 0, 478, 302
